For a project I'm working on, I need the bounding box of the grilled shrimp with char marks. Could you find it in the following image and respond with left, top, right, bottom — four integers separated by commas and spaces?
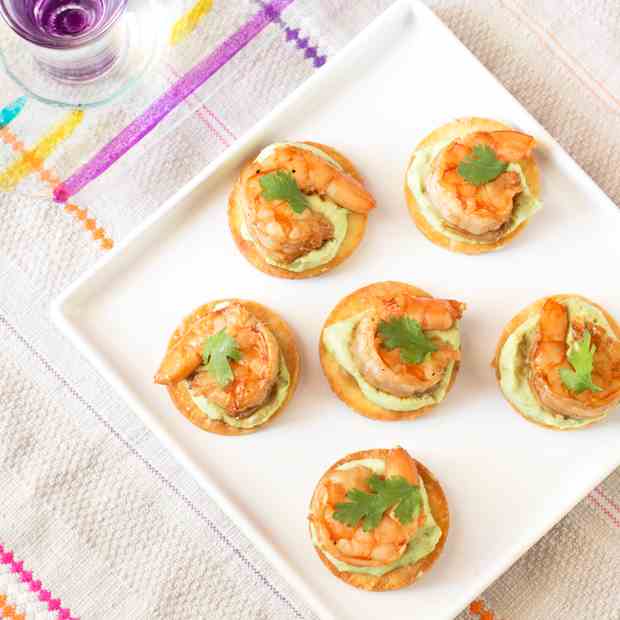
241, 145, 375, 264
426, 130, 535, 237
154, 303, 280, 417
529, 299, 620, 419
351, 293, 464, 397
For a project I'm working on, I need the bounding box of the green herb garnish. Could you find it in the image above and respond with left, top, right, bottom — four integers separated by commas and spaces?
333, 474, 422, 532
259, 170, 309, 214
559, 329, 603, 394
457, 144, 508, 186
202, 329, 241, 387
378, 317, 438, 364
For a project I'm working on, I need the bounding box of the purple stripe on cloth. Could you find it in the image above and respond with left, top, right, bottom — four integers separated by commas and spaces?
283, 26, 326, 67
253, 0, 326, 67
53, 0, 294, 203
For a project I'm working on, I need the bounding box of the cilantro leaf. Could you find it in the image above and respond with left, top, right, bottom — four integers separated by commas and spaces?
378, 317, 438, 365
333, 474, 421, 532
369, 475, 422, 525
333, 486, 386, 532
457, 144, 508, 186
259, 171, 309, 214
394, 487, 422, 525
202, 329, 241, 387
559, 330, 603, 394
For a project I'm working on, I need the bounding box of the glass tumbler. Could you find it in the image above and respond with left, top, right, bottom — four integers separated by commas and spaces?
0, 0, 128, 82
0, 0, 165, 107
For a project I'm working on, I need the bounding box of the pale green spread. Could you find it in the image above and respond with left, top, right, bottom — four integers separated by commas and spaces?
240, 142, 349, 272
406, 136, 542, 245
311, 458, 442, 576
187, 356, 290, 429
323, 312, 459, 412
498, 297, 612, 428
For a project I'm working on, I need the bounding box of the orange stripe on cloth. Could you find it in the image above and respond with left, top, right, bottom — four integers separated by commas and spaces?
0, 126, 114, 250
170, 0, 214, 45
502, 0, 620, 116
0, 110, 84, 191
470, 599, 496, 620
0, 593, 25, 620
64, 203, 114, 250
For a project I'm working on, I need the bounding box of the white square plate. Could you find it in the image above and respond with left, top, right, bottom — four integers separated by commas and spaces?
52, 2, 620, 619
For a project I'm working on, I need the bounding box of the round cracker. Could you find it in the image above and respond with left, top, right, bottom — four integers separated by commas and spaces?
404, 117, 541, 255
308, 448, 450, 591
319, 281, 461, 421
160, 299, 300, 436
491, 294, 620, 431
228, 141, 369, 279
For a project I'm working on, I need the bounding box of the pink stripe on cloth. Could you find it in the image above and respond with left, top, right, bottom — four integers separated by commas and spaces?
0, 543, 78, 619
203, 108, 237, 141
594, 486, 620, 515
164, 62, 231, 147
588, 494, 620, 528
53, 0, 295, 203
502, 0, 620, 117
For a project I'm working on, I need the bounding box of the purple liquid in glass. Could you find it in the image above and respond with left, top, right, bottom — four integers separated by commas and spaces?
0, 0, 128, 81
1, 0, 127, 46
35, 0, 104, 37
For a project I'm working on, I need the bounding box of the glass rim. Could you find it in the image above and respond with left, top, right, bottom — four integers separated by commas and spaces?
0, 0, 128, 50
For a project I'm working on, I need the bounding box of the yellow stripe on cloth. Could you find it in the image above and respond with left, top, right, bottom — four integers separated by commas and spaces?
0, 125, 114, 250
0, 109, 84, 191
170, 0, 214, 45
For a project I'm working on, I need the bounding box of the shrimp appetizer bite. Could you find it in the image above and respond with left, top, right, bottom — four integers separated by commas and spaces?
320, 281, 465, 421
493, 295, 620, 430
229, 141, 375, 278
154, 299, 299, 435
405, 117, 541, 254
309, 447, 449, 591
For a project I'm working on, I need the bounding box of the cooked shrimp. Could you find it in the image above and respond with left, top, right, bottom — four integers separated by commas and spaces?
351, 294, 464, 397
426, 130, 535, 237
154, 303, 280, 416
310, 448, 424, 568
530, 299, 620, 419
377, 293, 464, 330
240, 145, 375, 263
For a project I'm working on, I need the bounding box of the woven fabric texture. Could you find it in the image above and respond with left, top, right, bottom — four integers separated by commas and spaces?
0, 1, 618, 619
